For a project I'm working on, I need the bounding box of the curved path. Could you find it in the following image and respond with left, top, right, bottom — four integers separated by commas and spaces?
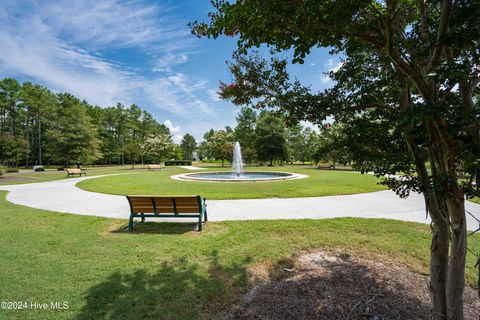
1, 175, 479, 230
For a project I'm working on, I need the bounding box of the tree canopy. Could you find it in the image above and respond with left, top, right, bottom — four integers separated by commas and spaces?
0, 78, 171, 167
192, 1, 480, 318
180, 134, 197, 160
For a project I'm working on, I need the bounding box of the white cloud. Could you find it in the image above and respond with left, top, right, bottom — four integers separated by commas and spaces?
0, 14, 131, 106
0, 0, 213, 118
320, 76, 331, 84
164, 120, 183, 143
329, 61, 344, 73
153, 53, 189, 72
207, 88, 222, 101
140, 73, 213, 117
0, 0, 245, 146
36, 0, 191, 50
320, 60, 344, 84
326, 58, 336, 68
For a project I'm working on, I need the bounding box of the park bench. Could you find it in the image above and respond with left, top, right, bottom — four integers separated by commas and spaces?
318, 164, 334, 170
126, 195, 207, 231
148, 164, 164, 171
66, 168, 86, 177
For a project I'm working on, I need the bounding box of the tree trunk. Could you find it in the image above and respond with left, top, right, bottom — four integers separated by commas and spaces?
404, 109, 467, 319
38, 116, 42, 165
428, 203, 450, 320
446, 198, 467, 320
25, 119, 30, 167
121, 138, 125, 165
1, 107, 5, 133
30, 118, 35, 165
10, 105, 16, 138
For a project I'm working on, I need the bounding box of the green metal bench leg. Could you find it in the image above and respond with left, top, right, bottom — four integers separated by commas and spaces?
128, 215, 134, 231
141, 213, 145, 223
203, 199, 208, 222
196, 214, 202, 231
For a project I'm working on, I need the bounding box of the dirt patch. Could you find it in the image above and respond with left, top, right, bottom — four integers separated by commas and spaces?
0, 176, 38, 183
219, 250, 479, 320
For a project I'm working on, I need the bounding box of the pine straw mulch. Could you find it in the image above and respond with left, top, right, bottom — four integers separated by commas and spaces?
0, 176, 37, 183
217, 250, 479, 320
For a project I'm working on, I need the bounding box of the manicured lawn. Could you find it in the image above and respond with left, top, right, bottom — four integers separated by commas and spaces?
468, 197, 480, 204
77, 166, 387, 199
0, 191, 478, 320
0, 165, 150, 186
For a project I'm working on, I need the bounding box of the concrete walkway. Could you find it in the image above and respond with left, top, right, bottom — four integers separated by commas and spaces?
176, 166, 205, 170
0, 175, 479, 230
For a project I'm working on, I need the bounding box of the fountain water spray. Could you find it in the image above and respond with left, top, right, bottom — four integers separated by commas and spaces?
231, 141, 244, 178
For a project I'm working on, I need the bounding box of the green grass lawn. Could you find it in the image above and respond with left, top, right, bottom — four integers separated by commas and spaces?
0, 191, 478, 320
0, 165, 150, 186
468, 197, 480, 204
77, 166, 386, 199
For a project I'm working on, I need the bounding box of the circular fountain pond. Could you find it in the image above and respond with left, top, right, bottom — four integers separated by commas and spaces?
172, 141, 307, 182
172, 171, 303, 182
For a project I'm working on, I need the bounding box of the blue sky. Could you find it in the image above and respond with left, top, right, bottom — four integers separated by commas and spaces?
0, 0, 340, 142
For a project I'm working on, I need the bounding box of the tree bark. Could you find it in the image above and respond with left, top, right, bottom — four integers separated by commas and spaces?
428, 202, 450, 319
38, 115, 42, 165
402, 81, 466, 318
446, 197, 467, 320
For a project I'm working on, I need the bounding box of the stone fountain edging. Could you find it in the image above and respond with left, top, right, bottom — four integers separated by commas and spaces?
169, 171, 309, 183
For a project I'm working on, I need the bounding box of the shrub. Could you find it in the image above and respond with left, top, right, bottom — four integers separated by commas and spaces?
5, 168, 19, 173
201, 159, 225, 164
57, 167, 65, 171
164, 160, 192, 166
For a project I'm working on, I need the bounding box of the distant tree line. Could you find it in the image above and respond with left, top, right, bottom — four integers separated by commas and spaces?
0, 77, 339, 168
0, 78, 170, 167
197, 107, 341, 166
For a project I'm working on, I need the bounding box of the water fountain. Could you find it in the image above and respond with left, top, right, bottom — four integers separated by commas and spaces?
231, 141, 244, 178
171, 142, 305, 182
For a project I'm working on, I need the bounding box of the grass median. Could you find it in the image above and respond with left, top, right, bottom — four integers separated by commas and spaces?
77, 166, 386, 199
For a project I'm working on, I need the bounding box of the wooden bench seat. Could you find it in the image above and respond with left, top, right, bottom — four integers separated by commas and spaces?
66, 168, 86, 177
126, 195, 207, 231
147, 164, 164, 171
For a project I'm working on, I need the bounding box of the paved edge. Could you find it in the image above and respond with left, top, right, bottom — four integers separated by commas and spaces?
0, 173, 479, 231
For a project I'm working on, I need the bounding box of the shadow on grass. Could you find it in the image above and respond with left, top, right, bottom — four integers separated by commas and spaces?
76, 250, 251, 320
112, 222, 201, 235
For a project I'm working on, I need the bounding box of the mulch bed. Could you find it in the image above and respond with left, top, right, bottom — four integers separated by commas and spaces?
219, 251, 479, 320
0, 176, 37, 183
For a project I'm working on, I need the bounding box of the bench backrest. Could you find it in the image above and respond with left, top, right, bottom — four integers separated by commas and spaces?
127, 195, 202, 215
67, 169, 82, 174
148, 164, 162, 169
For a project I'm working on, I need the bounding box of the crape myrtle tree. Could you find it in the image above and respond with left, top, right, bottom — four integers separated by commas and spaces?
143, 133, 176, 164
191, 1, 480, 318
205, 129, 234, 166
